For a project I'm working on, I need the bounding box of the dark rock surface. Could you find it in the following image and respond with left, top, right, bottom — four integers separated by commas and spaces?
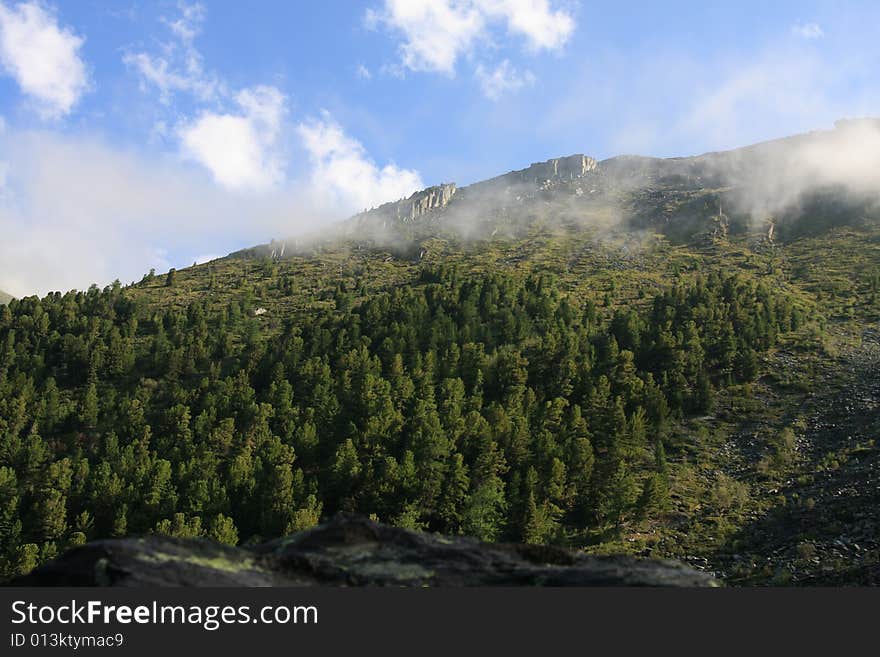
12, 515, 719, 587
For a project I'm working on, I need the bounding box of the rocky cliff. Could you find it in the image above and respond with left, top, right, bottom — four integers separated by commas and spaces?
354, 183, 458, 230
462, 154, 599, 200
484, 154, 598, 187
13, 515, 718, 587
349, 154, 599, 232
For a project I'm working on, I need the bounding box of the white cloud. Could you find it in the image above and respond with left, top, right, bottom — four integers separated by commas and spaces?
123, 1, 219, 103
475, 59, 534, 99
0, 1, 89, 118
178, 85, 287, 192
163, 0, 205, 42
298, 113, 423, 213
126, 3, 286, 193
367, 0, 574, 75
725, 119, 880, 221
366, 1, 483, 75
124, 51, 218, 104
486, 0, 576, 51
792, 21, 824, 39
123, 3, 424, 216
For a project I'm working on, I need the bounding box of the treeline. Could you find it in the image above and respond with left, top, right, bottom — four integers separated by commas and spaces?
0, 268, 803, 577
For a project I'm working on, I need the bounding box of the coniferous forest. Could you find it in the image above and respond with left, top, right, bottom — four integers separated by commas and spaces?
0, 260, 805, 578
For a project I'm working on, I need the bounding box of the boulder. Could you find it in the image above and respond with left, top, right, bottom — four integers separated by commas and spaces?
14, 515, 719, 587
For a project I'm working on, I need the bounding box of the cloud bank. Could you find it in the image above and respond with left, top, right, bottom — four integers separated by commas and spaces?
714, 118, 880, 224
0, 128, 333, 297
0, 112, 427, 297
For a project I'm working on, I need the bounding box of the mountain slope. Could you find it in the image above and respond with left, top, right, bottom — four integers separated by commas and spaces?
1, 123, 879, 585
0, 290, 13, 305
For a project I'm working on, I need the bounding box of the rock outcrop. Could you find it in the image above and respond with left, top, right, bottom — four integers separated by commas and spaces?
511, 154, 598, 184
468, 154, 598, 195
13, 515, 719, 587
405, 183, 457, 221
356, 183, 458, 229
351, 155, 598, 232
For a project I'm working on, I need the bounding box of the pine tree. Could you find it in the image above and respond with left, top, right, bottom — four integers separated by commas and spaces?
437, 453, 469, 533
13, 544, 40, 576
208, 514, 239, 545
79, 382, 99, 428
35, 488, 67, 542
461, 476, 506, 541
600, 462, 639, 530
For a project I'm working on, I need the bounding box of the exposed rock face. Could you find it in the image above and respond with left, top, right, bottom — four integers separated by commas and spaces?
406, 183, 457, 221
350, 155, 598, 232
513, 154, 598, 184
13, 515, 719, 587
469, 154, 598, 195
357, 183, 458, 229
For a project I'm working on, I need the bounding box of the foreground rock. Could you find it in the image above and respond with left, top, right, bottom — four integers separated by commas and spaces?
13, 516, 718, 587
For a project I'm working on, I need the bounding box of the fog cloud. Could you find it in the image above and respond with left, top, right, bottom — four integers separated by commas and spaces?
711, 119, 880, 223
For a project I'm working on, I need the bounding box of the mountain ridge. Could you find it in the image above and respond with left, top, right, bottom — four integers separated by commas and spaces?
233, 118, 880, 262
348, 117, 880, 221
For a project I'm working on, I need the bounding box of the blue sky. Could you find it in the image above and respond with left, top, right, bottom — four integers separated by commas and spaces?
1, 0, 879, 296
